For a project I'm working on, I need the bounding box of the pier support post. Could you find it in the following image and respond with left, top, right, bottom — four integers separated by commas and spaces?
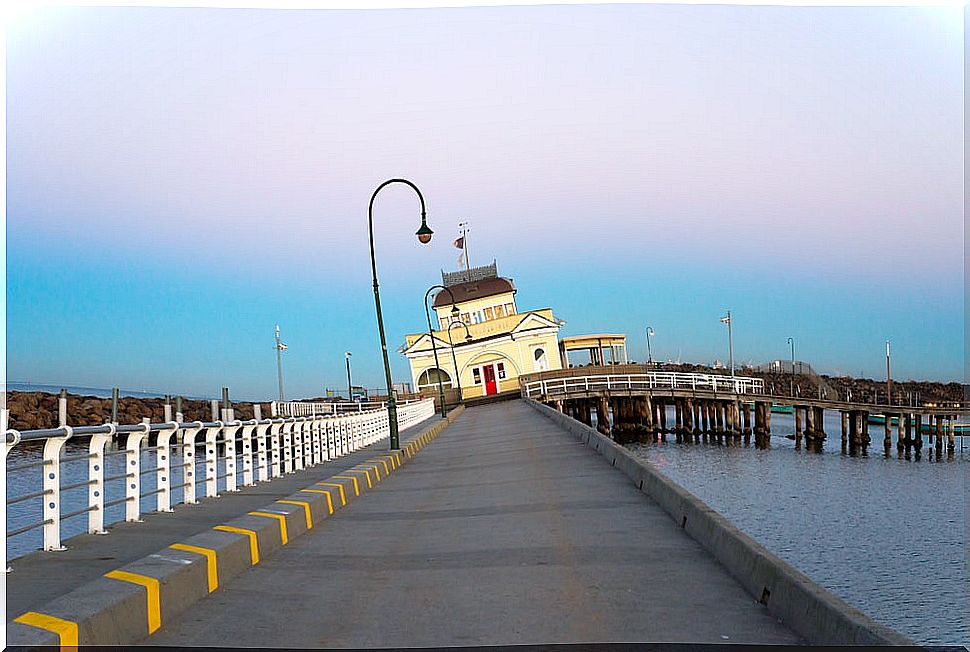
674, 400, 683, 436
596, 397, 610, 435
684, 399, 694, 438
884, 413, 892, 450
841, 410, 849, 452
896, 413, 905, 452
741, 402, 751, 436
658, 401, 668, 435
914, 414, 923, 450
935, 415, 943, 455
644, 396, 655, 434
795, 406, 803, 443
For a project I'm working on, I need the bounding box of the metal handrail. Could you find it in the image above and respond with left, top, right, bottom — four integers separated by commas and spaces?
2, 398, 437, 557
521, 372, 766, 399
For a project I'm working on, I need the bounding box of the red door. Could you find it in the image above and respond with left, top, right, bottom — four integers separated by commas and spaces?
483, 365, 498, 395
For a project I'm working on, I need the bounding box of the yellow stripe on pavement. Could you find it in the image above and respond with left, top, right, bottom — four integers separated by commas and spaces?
14, 612, 78, 651
277, 500, 313, 529
248, 511, 289, 545
316, 482, 347, 505
169, 543, 219, 592
332, 475, 360, 496
345, 468, 373, 488
104, 570, 161, 634
300, 488, 334, 514
213, 525, 260, 564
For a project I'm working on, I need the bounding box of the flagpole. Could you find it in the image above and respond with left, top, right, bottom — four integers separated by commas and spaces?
459, 221, 470, 272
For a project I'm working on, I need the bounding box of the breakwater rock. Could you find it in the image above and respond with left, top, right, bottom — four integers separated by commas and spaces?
4, 391, 273, 431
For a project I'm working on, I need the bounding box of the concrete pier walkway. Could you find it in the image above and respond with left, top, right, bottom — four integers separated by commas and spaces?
150, 400, 802, 647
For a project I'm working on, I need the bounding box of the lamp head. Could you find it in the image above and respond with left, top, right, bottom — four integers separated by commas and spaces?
465, 334, 472, 342
415, 220, 434, 245
647, 327, 654, 336
451, 304, 460, 316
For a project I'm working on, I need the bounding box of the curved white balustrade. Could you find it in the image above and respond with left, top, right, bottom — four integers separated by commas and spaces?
522, 372, 765, 399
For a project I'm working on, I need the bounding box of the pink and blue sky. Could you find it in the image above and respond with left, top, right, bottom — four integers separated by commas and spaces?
5, 2, 964, 399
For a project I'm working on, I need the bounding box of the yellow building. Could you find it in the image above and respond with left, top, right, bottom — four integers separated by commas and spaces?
401, 261, 565, 398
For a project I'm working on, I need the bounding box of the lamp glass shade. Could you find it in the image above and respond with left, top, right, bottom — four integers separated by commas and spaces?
451, 305, 460, 316
415, 222, 434, 244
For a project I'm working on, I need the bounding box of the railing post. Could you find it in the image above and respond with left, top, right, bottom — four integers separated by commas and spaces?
254, 421, 270, 482
269, 420, 283, 478
270, 401, 278, 418
223, 421, 239, 492
58, 389, 68, 427
42, 425, 72, 551
282, 420, 294, 473
180, 422, 204, 504
154, 422, 178, 513
240, 421, 257, 485
204, 421, 222, 498
125, 423, 150, 522
87, 425, 113, 534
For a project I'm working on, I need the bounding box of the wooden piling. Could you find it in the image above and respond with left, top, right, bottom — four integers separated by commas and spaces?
741, 402, 751, 436
596, 397, 610, 435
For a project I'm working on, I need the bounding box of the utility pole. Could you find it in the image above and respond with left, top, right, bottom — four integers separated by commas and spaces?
275, 324, 287, 402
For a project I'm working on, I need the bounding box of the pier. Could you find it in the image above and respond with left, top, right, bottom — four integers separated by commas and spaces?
521, 366, 969, 457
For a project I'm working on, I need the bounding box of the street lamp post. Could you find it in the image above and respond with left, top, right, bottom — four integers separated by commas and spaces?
424, 284, 460, 418
368, 178, 434, 450
275, 324, 287, 401
720, 311, 735, 376
645, 326, 655, 364
447, 320, 473, 402
345, 352, 353, 402
787, 337, 794, 396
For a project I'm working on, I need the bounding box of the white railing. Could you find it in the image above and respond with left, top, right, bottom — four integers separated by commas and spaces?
522, 372, 765, 399
273, 400, 383, 417
3, 398, 436, 558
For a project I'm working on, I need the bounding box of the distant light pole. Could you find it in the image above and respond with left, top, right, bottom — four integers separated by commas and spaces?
424, 284, 460, 418
369, 178, 434, 450
787, 337, 795, 396
447, 320, 473, 403
345, 352, 353, 401
885, 340, 892, 405
720, 311, 734, 376
275, 324, 287, 401
645, 326, 655, 364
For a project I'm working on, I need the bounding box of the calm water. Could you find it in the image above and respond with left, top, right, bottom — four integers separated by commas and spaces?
624, 408, 967, 647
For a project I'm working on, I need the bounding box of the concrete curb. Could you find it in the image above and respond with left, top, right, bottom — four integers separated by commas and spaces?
524, 398, 916, 647
7, 406, 464, 649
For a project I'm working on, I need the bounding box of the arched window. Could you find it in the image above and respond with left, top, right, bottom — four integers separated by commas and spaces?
533, 347, 548, 372
417, 368, 453, 390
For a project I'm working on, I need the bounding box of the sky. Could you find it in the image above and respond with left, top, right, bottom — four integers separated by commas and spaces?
4, 2, 964, 400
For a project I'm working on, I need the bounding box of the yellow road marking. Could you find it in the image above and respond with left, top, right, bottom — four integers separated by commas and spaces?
316, 482, 347, 505
104, 570, 161, 634
14, 612, 78, 651
368, 458, 391, 475
300, 489, 334, 514
277, 500, 313, 529
169, 543, 219, 592
214, 525, 260, 564
345, 468, 373, 488
248, 511, 289, 544
332, 475, 360, 496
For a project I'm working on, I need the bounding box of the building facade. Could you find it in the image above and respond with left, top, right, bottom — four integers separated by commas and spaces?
401, 262, 565, 399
